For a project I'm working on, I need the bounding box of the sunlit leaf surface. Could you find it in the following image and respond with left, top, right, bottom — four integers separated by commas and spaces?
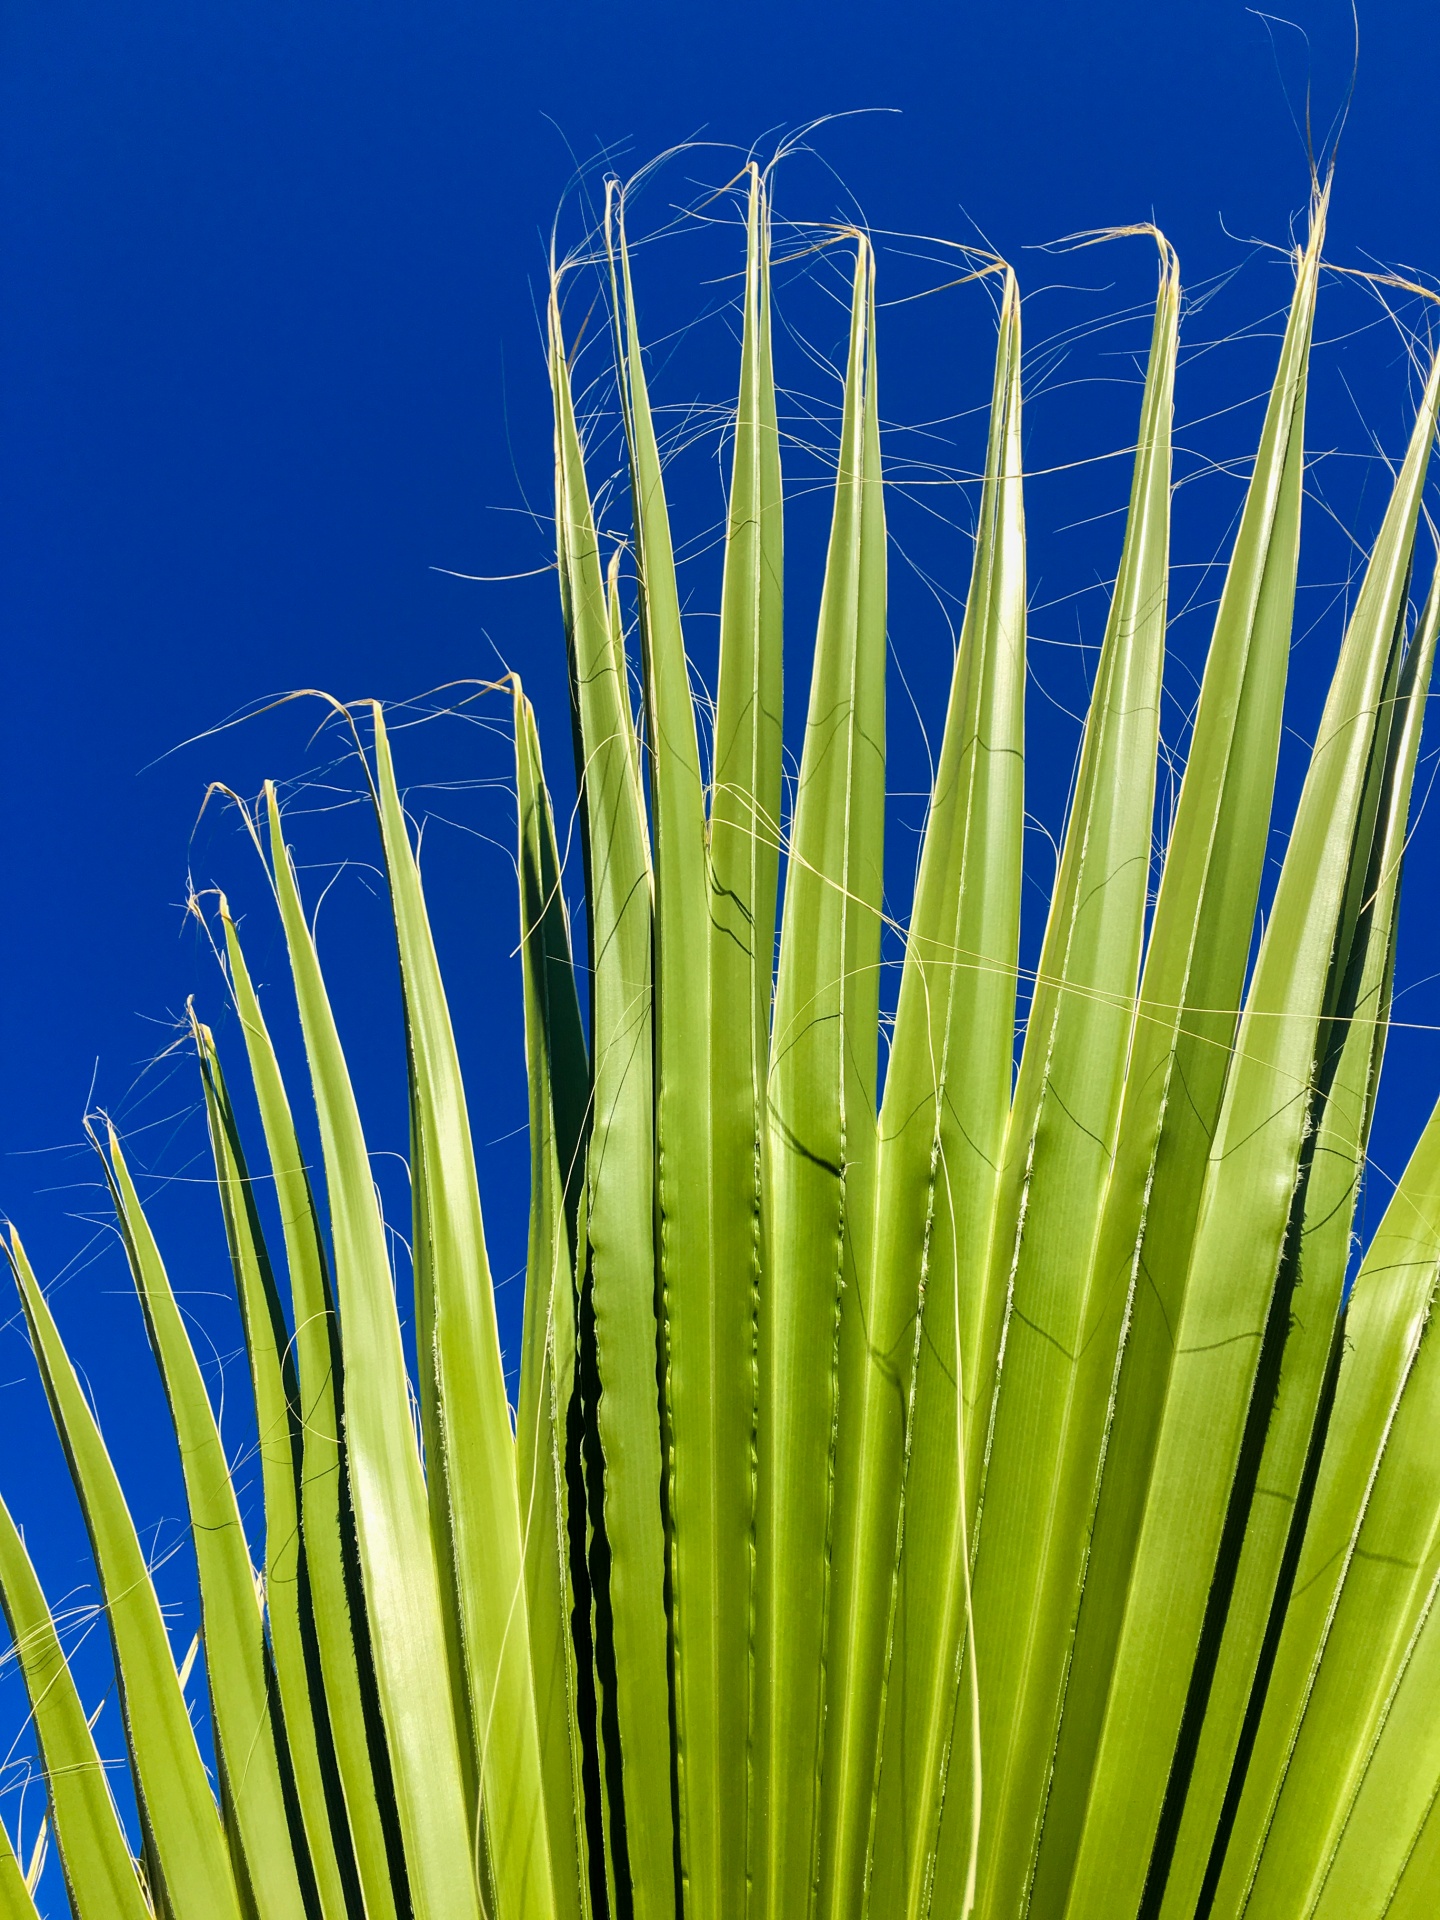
5, 167, 1440, 1920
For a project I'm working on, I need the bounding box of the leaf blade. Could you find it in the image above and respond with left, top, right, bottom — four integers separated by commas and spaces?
705, 162, 784, 1920
549, 261, 672, 1919
1032, 192, 1327, 1912
101, 1127, 310, 1920
193, 1014, 359, 1920
0, 1492, 150, 1920
610, 189, 722, 1920
6, 1228, 244, 1920
265, 783, 484, 1920
514, 678, 596, 1920
965, 234, 1179, 1920
1058, 342, 1440, 1920
844, 262, 1026, 1920
0, 1817, 39, 1920
219, 903, 402, 1920
755, 234, 886, 1920
1162, 550, 1440, 1916
370, 707, 558, 1920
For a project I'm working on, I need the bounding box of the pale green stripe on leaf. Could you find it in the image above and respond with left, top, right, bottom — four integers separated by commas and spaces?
1280, 1439, 1440, 1919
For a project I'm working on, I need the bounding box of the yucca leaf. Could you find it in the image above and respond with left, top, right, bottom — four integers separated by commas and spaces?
514, 677, 595, 1920
961, 232, 1178, 1920
265, 783, 485, 1920
5, 1227, 245, 1920
0, 1817, 38, 1920
844, 261, 1025, 1920
367, 705, 558, 1920
1161, 553, 1440, 1915
1058, 343, 1440, 1919
98, 1125, 311, 1920
609, 189, 725, 1920
706, 161, 783, 1920
549, 261, 671, 1917
754, 233, 885, 1920
219, 903, 402, 1920
1031, 189, 1327, 1914
0, 1493, 150, 1918
192, 1015, 358, 1920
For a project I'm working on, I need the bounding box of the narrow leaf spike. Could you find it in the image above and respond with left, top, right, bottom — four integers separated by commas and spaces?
0, 1819, 38, 1920
370, 705, 558, 1920
193, 1013, 359, 1920
611, 188, 723, 1920
100, 1124, 311, 1920
550, 253, 673, 1920
220, 901, 402, 1920
266, 782, 485, 1920
707, 161, 784, 1920
840, 258, 1025, 1920
1205, 574, 1440, 1920
514, 675, 596, 1920
1033, 184, 1327, 1913
966, 231, 1178, 1920
0, 1494, 150, 1920
6, 1226, 246, 1920
755, 231, 886, 1920
1059, 340, 1440, 1920
1161, 542, 1440, 1918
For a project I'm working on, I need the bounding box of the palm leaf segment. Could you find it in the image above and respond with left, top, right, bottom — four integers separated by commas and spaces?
5, 168, 1440, 1920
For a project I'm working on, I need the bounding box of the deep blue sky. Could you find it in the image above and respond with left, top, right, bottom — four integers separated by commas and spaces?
4, 0, 1440, 1897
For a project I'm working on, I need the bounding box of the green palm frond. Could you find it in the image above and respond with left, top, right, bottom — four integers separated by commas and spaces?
6, 161, 1440, 1920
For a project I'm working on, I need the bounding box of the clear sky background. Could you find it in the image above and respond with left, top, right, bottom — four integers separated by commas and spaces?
4, 0, 1440, 1896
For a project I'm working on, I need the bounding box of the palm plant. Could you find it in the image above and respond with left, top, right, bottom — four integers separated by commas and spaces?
5, 158, 1440, 1920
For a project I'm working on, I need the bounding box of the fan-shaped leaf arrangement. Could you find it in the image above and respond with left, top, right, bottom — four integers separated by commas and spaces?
5, 166, 1440, 1920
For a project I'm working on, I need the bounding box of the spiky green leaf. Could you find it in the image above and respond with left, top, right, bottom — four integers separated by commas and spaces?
0, 1494, 150, 1920
265, 783, 484, 1920
754, 233, 886, 1920
6, 1228, 244, 1920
